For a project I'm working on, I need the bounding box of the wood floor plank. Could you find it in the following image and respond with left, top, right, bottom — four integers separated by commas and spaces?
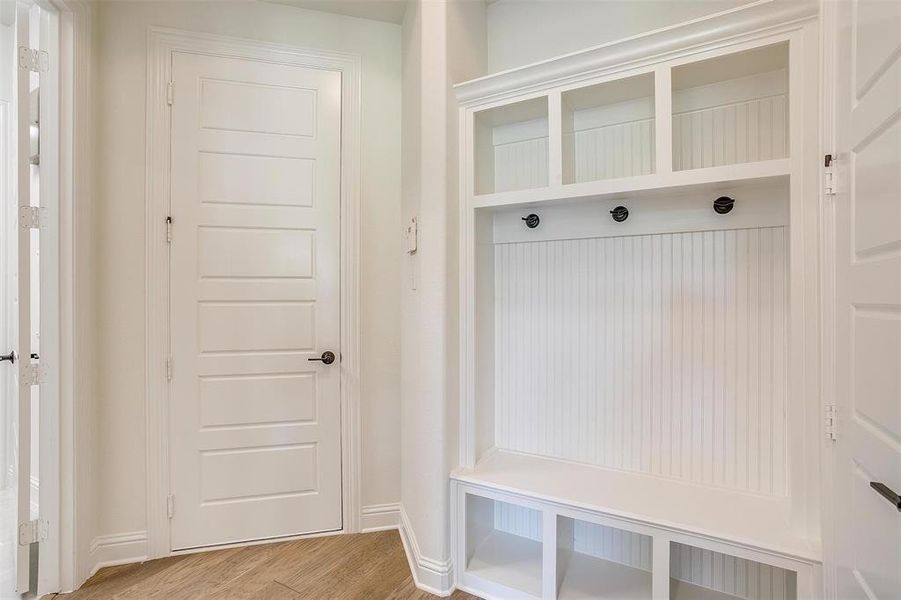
53, 530, 476, 600
205, 535, 343, 599
60, 556, 190, 599
249, 581, 303, 600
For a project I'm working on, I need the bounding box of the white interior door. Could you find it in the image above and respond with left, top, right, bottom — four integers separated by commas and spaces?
832, 1, 901, 598
168, 51, 342, 550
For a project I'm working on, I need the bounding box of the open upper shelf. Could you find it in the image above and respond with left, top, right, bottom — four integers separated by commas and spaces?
562, 73, 656, 184
466, 41, 793, 210
672, 43, 789, 172
475, 96, 549, 196
452, 450, 821, 563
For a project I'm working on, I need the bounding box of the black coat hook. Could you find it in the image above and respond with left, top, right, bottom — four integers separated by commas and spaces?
713, 196, 735, 215
610, 206, 629, 222
522, 213, 540, 228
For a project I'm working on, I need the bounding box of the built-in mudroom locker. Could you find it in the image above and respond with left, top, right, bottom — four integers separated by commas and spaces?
452, 10, 822, 600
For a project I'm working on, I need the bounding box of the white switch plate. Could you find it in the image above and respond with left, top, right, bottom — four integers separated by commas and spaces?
405, 217, 418, 254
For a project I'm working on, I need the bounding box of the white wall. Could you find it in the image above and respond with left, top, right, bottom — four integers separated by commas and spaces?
400, 0, 486, 591
487, 0, 770, 72
93, 0, 401, 548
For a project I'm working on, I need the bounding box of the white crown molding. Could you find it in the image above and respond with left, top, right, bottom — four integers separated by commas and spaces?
455, 0, 817, 105
399, 506, 454, 596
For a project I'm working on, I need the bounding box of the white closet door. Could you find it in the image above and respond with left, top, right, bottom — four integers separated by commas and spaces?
168, 52, 342, 550
832, 1, 901, 598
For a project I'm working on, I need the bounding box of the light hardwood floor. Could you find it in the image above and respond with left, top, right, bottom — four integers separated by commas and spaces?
50, 530, 478, 599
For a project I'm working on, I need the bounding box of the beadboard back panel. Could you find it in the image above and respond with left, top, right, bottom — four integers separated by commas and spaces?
570, 519, 654, 572
564, 118, 656, 183
671, 542, 796, 600
672, 94, 787, 171
494, 502, 542, 542
494, 226, 789, 496
493, 136, 549, 193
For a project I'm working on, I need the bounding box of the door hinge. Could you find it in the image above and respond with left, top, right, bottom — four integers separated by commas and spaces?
824, 154, 837, 196
166, 82, 174, 106
21, 364, 41, 386
18, 519, 48, 545
165, 356, 172, 381
166, 216, 173, 243
167, 494, 175, 518
18, 206, 42, 229
825, 403, 838, 441
18, 47, 49, 73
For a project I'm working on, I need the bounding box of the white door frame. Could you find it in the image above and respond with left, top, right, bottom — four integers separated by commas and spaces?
7, 0, 89, 594
41, 0, 90, 592
145, 27, 362, 559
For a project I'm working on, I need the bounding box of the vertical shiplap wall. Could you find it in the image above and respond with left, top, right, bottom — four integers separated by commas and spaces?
672, 95, 787, 170
494, 227, 789, 496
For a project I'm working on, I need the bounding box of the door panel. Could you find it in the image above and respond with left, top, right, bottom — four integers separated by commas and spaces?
169, 52, 341, 550
832, 0, 901, 598
199, 153, 315, 207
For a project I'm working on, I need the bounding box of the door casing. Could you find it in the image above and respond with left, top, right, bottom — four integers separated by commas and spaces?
145, 27, 363, 558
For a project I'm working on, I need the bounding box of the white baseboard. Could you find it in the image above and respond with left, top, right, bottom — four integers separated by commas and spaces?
360, 503, 401, 532
398, 505, 454, 596
88, 531, 148, 577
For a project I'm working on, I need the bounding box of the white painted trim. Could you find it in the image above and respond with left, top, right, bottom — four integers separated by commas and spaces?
818, 2, 837, 598
360, 503, 401, 533
145, 26, 363, 559
35, 5, 62, 596
47, 0, 94, 589
454, 0, 816, 104
399, 505, 454, 596
88, 532, 149, 578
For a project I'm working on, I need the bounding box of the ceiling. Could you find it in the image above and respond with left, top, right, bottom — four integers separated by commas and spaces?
263, 0, 409, 24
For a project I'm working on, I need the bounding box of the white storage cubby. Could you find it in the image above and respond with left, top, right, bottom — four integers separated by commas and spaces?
562, 73, 656, 183
456, 15, 820, 600
463, 492, 545, 599
474, 96, 549, 195
672, 43, 789, 171
670, 542, 797, 600
556, 517, 653, 600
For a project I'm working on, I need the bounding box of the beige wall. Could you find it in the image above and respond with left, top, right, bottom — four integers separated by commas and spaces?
400, 1, 486, 585
487, 0, 760, 72
94, 0, 401, 541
